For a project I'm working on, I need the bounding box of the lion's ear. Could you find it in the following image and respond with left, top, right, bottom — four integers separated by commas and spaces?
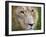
15, 6, 18, 8
15, 6, 21, 8
12, 6, 19, 10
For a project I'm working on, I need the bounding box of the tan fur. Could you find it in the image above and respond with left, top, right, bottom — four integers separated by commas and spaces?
12, 6, 38, 30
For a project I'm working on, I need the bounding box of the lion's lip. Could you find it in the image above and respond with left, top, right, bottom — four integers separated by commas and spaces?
26, 25, 32, 29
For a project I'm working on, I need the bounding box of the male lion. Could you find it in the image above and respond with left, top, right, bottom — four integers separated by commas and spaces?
12, 6, 38, 31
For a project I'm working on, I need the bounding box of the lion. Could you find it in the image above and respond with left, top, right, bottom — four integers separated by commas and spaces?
12, 6, 38, 31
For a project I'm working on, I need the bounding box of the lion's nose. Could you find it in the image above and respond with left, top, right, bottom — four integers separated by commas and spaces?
28, 24, 33, 26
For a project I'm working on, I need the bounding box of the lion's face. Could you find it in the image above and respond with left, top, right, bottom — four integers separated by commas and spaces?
13, 6, 38, 30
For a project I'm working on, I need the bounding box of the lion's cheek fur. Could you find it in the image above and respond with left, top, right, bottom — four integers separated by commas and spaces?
17, 18, 28, 29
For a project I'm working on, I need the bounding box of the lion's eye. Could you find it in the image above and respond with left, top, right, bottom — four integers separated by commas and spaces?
20, 11, 24, 14
31, 9, 34, 12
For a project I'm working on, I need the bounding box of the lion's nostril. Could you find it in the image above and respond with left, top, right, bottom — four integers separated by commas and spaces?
28, 24, 33, 26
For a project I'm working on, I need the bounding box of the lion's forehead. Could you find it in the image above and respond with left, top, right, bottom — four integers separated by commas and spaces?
16, 6, 36, 11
